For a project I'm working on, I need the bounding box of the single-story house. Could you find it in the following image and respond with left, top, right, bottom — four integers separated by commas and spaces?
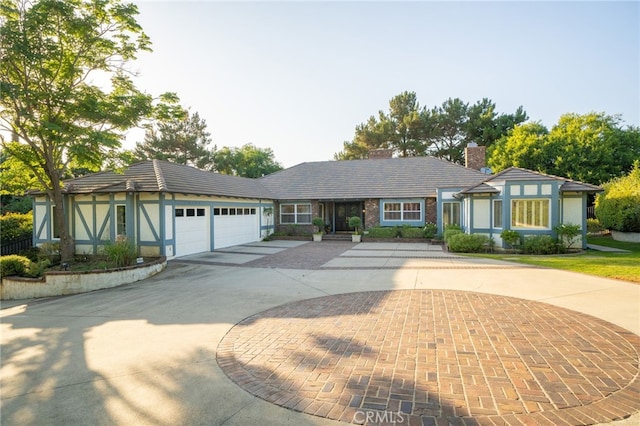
30, 145, 601, 257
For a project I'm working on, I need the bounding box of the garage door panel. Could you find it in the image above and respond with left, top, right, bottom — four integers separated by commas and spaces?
175, 207, 209, 256
213, 210, 259, 249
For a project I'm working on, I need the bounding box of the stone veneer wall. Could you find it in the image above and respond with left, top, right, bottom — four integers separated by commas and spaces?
364, 199, 379, 229
425, 198, 437, 224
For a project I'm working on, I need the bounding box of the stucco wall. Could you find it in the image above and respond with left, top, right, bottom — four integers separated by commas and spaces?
1, 258, 166, 300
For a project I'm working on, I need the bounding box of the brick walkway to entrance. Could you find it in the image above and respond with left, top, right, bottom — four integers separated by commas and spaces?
217, 290, 640, 425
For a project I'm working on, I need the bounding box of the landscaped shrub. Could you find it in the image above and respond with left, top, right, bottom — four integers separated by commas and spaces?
0, 255, 31, 277
446, 234, 489, 253
38, 242, 61, 264
19, 246, 41, 262
25, 259, 50, 278
443, 228, 463, 243
0, 211, 33, 242
348, 216, 363, 235
522, 235, 558, 255
366, 227, 397, 238
312, 217, 325, 234
554, 223, 581, 250
400, 226, 424, 239
423, 222, 437, 239
586, 218, 605, 234
500, 229, 521, 249
102, 237, 137, 267
595, 161, 640, 232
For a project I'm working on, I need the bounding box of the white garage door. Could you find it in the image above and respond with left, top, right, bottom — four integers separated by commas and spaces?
213, 207, 259, 249
175, 207, 209, 256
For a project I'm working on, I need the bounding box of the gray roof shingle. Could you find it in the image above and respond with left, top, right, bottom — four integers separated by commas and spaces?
56, 160, 276, 199
33, 160, 601, 201
259, 157, 489, 199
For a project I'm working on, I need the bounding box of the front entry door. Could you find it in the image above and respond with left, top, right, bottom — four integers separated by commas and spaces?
335, 202, 362, 232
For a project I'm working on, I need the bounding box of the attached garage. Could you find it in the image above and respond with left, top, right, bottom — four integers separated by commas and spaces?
213, 207, 259, 249
175, 207, 209, 256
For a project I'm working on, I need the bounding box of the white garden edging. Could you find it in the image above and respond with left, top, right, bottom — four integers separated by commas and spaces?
611, 230, 640, 243
1, 257, 166, 300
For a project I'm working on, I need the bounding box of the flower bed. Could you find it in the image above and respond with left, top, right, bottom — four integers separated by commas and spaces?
1, 257, 166, 300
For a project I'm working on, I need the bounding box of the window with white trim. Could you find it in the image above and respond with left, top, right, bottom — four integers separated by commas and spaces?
382, 202, 422, 221
511, 199, 550, 229
280, 203, 312, 224
442, 202, 461, 227
493, 200, 503, 228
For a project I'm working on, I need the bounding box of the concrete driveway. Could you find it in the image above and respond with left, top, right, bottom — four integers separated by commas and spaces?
1, 241, 638, 425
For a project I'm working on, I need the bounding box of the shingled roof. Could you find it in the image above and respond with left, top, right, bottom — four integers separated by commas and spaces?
33, 159, 601, 201
259, 156, 489, 200
457, 167, 603, 195
51, 160, 275, 199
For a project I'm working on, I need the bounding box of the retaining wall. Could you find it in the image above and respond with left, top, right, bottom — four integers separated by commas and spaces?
612, 231, 640, 243
1, 257, 166, 300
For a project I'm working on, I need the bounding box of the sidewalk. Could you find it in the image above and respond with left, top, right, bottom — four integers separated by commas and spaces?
587, 243, 631, 252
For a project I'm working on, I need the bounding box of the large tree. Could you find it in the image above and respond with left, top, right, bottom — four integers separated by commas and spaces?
134, 109, 215, 170
428, 98, 469, 163
488, 113, 640, 185
465, 98, 528, 148
335, 91, 429, 160
213, 143, 283, 178
0, 0, 176, 261
335, 92, 527, 163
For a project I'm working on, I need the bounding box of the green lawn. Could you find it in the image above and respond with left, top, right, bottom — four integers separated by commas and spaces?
473, 235, 640, 283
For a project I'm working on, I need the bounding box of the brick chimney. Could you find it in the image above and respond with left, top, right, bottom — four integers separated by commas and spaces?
464, 143, 486, 170
368, 148, 394, 159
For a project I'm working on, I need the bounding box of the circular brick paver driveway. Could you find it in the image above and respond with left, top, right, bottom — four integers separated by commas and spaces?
217, 290, 640, 425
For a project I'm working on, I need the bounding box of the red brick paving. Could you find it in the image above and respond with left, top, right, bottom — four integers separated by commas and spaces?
217, 290, 640, 425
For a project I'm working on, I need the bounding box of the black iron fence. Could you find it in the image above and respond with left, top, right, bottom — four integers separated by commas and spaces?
587, 206, 596, 219
1, 236, 33, 256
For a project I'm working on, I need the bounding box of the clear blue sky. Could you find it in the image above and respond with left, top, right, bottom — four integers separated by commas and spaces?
129, 1, 640, 168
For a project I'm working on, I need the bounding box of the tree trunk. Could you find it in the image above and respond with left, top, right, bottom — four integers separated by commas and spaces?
49, 175, 75, 263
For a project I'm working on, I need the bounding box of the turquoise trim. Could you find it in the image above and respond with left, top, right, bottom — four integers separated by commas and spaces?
108, 195, 115, 241
210, 204, 215, 251
436, 189, 464, 234
74, 204, 93, 241
35, 199, 50, 241
139, 203, 160, 241
158, 193, 166, 256
31, 197, 36, 245
92, 196, 97, 252
126, 193, 134, 238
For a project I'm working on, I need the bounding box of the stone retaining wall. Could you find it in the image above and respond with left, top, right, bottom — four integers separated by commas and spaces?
1, 257, 166, 300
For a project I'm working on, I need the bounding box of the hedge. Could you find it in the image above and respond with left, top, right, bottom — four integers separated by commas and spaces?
446, 234, 489, 253
595, 162, 640, 232
522, 235, 558, 255
0, 212, 33, 242
0, 255, 31, 277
